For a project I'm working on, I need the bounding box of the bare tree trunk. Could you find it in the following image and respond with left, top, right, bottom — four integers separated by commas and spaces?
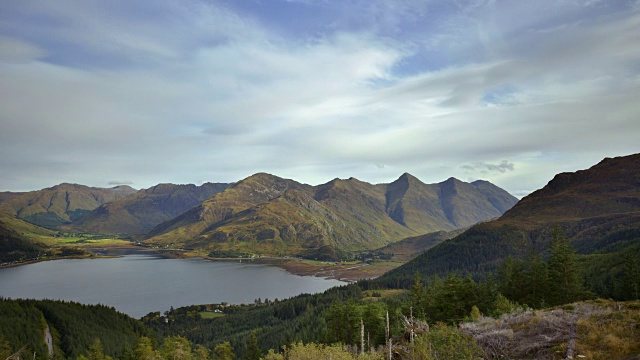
386, 311, 391, 360
361, 319, 365, 354
410, 306, 414, 343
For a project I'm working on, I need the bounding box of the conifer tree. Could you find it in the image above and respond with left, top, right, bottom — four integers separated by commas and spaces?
87, 339, 111, 360
621, 252, 640, 300
410, 272, 426, 319
244, 332, 261, 360
546, 227, 587, 306
361, 303, 386, 348
521, 251, 548, 308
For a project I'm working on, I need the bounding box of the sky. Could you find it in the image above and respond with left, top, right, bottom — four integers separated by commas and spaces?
1, 0, 639, 197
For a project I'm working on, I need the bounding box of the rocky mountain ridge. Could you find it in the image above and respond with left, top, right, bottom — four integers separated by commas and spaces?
144, 173, 518, 260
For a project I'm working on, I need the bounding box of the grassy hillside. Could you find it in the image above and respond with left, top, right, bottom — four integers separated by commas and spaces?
0, 184, 137, 228
69, 182, 231, 235
377, 228, 467, 262
0, 211, 56, 263
0, 210, 134, 264
145, 173, 517, 260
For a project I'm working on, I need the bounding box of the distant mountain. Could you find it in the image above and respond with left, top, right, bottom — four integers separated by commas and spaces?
385, 174, 514, 233
69, 183, 231, 235
145, 173, 517, 260
0, 191, 26, 203
383, 153, 640, 286
0, 184, 137, 228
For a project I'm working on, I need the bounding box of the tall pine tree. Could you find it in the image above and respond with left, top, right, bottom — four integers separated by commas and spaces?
546, 227, 588, 306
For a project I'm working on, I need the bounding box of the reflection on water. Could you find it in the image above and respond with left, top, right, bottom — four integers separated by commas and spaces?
0, 250, 344, 318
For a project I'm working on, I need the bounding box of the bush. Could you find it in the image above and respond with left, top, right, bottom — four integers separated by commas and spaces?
412, 323, 484, 360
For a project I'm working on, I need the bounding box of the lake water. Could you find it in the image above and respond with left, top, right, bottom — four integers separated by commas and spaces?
0, 249, 345, 318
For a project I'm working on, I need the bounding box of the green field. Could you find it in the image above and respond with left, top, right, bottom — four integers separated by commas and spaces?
199, 311, 225, 319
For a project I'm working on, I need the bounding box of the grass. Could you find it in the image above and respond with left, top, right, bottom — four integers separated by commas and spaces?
460, 299, 640, 360
575, 300, 640, 359
199, 311, 225, 319
62, 239, 134, 247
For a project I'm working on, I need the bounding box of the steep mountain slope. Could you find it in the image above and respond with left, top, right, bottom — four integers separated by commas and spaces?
68, 183, 231, 235
385, 174, 516, 233
383, 153, 640, 284
0, 191, 26, 204
0, 184, 137, 228
145, 173, 517, 260
146, 173, 312, 239
377, 228, 467, 262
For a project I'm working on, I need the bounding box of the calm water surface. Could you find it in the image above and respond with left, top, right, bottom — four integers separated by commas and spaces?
0, 249, 344, 318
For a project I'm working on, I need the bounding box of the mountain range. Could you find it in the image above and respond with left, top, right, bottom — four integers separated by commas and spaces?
0, 173, 518, 261
144, 173, 517, 260
0, 184, 137, 228
68, 183, 231, 235
382, 153, 640, 288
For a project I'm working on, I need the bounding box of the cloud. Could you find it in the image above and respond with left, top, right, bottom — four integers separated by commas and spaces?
0, 36, 46, 63
462, 160, 515, 175
0, 0, 638, 197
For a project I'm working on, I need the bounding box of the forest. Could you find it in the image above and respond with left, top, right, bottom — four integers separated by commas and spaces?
1, 230, 639, 359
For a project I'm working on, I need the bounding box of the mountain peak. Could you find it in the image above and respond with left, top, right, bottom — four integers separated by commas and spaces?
398, 172, 418, 181
383, 153, 640, 283
503, 153, 640, 222
110, 185, 136, 191
441, 177, 463, 185
49, 183, 87, 191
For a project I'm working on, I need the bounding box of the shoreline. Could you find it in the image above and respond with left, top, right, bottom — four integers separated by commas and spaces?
0, 243, 143, 269
146, 249, 388, 282
2, 245, 396, 281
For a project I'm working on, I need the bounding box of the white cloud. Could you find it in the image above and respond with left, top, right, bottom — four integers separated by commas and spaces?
0, 0, 638, 196
0, 36, 46, 63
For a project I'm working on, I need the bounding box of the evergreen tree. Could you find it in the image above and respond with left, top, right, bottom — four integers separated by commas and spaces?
327, 301, 361, 345
476, 274, 498, 314
620, 252, 640, 300
361, 302, 386, 348
87, 339, 111, 360
497, 257, 525, 302
521, 251, 548, 308
547, 227, 587, 306
425, 274, 473, 323
244, 332, 261, 360
410, 272, 426, 320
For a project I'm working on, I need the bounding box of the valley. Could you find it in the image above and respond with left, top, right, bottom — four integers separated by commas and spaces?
1, 154, 639, 360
